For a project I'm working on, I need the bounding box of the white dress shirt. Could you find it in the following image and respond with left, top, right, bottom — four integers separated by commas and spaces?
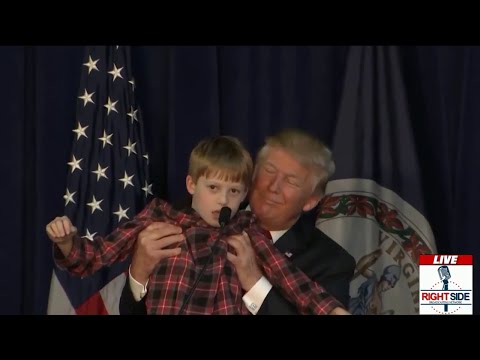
241, 229, 287, 314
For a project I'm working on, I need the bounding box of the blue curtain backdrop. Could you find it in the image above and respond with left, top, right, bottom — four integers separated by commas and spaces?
1, 46, 477, 315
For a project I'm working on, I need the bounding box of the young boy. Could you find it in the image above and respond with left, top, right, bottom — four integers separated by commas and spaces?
47, 136, 345, 315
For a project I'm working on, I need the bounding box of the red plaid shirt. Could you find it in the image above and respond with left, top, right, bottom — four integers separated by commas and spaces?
54, 198, 342, 315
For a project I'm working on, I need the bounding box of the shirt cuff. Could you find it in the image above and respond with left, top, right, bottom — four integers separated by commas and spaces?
128, 266, 149, 302
242, 276, 272, 315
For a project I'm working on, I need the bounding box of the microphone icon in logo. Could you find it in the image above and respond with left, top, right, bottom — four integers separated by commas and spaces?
438, 265, 451, 312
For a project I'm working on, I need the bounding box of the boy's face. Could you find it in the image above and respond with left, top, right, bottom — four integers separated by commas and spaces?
186, 174, 248, 227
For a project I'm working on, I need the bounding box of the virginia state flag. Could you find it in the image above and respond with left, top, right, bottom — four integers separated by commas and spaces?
316, 46, 437, 315
47, 46, 152, 314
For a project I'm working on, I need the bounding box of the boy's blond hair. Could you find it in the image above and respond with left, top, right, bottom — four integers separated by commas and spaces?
256, 128, 335, 196
189, 136, 253, 188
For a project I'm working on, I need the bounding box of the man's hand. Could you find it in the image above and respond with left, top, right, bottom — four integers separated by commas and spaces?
226, 231, 263, 292
329, 307, 351, 315
130, 222, 186, 285
46, 216, 77, 256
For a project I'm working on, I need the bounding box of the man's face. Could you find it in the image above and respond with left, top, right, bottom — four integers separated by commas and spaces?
249, 147, 322, 231
187, 174, 247, 227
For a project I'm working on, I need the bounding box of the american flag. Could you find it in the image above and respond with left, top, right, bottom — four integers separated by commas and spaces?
47, 45, 153, 315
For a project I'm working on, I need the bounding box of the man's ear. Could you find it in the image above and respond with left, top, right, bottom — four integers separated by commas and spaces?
302, 193, 323, 212
186, 175, 196, 195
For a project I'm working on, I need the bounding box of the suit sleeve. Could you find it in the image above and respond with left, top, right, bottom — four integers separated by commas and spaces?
256, 286, 298, 315
317, 260, 355, 308
119, 279, 148, 315
257, 254, 354, 314
257, 242, 356, 315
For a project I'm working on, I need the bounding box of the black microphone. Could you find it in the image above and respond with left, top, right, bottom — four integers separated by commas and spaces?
178, 206, 231, 314
219, 207, 231, 227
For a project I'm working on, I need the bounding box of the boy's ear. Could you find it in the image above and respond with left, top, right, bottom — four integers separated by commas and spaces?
186, 175, 196, 195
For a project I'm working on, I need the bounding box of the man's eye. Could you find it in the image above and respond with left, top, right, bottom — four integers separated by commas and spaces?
287, 179, 300, 187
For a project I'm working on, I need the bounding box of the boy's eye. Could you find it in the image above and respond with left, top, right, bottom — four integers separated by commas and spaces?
231, 189, 239, 194
209, 185, 217, 190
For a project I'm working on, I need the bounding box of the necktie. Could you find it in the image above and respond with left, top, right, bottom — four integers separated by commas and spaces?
260, 227, 273, 243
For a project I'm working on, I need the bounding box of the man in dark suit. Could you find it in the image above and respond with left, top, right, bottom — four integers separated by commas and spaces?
251, 214, 354, 314
119, 128, 355, 315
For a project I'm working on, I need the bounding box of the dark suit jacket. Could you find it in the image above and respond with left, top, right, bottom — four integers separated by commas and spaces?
119, 209, 356, 315
255, 214, 355, 314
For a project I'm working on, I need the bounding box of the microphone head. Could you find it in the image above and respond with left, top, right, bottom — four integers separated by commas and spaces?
438, 266, 451, 280
219, 207, 232, 227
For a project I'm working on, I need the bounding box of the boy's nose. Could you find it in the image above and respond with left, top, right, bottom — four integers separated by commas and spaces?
218, 191, 228, 206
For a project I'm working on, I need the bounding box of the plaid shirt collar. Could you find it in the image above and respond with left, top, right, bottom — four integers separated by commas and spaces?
154, 199, 258, 236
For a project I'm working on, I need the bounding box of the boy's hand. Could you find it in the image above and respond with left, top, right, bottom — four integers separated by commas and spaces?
46, 216, 77, 244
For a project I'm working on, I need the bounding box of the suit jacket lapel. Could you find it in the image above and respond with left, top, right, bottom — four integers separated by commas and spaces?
274, 228, 296, 253
274, 215, 310, 257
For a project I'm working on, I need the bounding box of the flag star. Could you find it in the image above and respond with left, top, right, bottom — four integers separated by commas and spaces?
143, 153, 149, 164
87, 195, 104, 214
91, 163, 109, 181
108, 64, 124, 82
123, 139, 137, 157
82, 229, 97, 241
104, 97, 119, 115
98, 130, 113, 148
67, 155, 83, 173
113, 204, 130, 222
78, 89, 95, 107
63, 188, 76, 206
127, 106, 138, 123
142, 181, 153, 198
129, 78, 135, 91
72, 121, 89, 140
83, 55, 99, 74
119, 171, 135, 189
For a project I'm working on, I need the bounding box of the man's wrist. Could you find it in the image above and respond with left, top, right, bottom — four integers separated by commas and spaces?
242, 276, 272, 315
243, 272, 263, 292
129, 263, 149, 286
129, 266, 149, 302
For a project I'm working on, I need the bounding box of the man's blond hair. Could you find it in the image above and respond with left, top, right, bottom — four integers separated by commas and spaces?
189, 136, 253, 188
256, 128, 335, 195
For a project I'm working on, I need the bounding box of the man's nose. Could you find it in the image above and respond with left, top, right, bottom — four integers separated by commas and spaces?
268, 176, 281, 193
